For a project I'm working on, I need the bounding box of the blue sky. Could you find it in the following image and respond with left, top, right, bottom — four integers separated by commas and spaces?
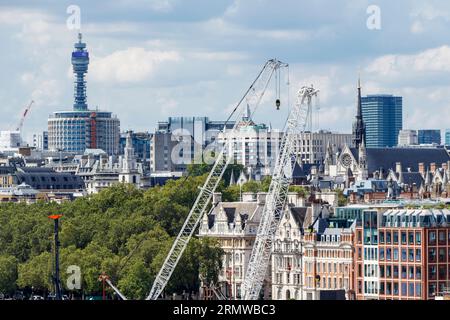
1, 0, 450, 142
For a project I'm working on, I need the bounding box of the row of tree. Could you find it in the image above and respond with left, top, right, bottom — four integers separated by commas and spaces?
0, 164, 285, 299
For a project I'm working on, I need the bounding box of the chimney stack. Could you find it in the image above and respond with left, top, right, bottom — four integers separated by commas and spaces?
212, 192, 222, 205
395, 162, 402, 174
430, 163, 437, 173
418, 163, 425, 175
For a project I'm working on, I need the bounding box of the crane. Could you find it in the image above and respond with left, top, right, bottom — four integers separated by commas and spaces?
242, 85, 319, 300
146, 59, 289, 300
16, 100, 35, 132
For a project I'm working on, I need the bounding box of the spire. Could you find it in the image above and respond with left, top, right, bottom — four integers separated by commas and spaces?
352, 75, 365, 148
229, 169, 235, 186
122, 131, 136, 173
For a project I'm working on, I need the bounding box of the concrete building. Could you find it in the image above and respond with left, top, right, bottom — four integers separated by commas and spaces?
151, 116, 235, 173
272, 206, 307, 300
294, 130, 352, 165
218, 106, 283, 178
0, 131, 24, 153
198, 192, 268, 299
48, 33, 120, 155
33, 131, 48, 151
398, 130, 418, 146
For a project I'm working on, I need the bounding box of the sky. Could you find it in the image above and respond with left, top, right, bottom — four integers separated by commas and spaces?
1, 0, 450, 143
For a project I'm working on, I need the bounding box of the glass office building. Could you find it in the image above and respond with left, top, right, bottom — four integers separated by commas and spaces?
418, 129, 441, 145
361, 95, 403, 148
446, 129, 450, 146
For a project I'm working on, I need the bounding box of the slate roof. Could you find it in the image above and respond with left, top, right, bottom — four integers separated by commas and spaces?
349, 147, 450, 173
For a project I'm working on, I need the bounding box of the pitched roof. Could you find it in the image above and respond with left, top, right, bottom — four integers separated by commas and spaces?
350, 147, 450, 173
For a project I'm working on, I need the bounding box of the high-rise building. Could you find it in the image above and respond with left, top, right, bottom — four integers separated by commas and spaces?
48, 33, 120, 155
446, 129, 450, 146
32, 131, 48, 151
418, 129, 441, 145
361, 94, 402, 148
119, 131, 151, 162
398, 130, 418, 146
150, 116, 235, 173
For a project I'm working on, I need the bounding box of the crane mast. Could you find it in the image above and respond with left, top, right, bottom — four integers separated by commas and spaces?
16, 100, 35, 132
242, 86, 319, 300
147, 59, 288, 300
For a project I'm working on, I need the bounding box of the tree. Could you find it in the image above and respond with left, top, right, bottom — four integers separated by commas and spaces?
0, 255, 18, 294
17, 252, 53, 292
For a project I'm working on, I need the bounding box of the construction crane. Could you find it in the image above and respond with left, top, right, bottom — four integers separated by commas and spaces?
16, 100, 34, 132
242, 85, 319, 300
146, 59, 289, 300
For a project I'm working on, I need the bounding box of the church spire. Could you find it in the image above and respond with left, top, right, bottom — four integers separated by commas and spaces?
352, 75, 366, 148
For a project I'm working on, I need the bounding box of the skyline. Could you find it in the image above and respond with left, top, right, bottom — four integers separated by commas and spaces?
2, 1, 450, 142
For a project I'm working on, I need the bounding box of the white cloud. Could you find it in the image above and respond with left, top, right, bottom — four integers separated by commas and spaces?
90, 47, 181, 83
366, 46, 450, 76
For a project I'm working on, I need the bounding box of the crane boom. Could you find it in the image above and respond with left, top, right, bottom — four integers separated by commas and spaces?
16, 100, 35, 132
242, 86, 319, 300
147, 59, 288, 300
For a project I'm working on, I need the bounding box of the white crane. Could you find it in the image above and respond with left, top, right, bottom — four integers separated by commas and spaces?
147, 59, 289, 300
242, 85, 319, 300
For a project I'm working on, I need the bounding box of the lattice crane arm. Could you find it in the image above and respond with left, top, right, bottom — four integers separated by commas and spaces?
147, 59, 288, 300
16, 100, 34, 132
242, 85, 319, 300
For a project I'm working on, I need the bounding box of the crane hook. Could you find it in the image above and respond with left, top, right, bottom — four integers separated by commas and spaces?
275, 99, 281, 110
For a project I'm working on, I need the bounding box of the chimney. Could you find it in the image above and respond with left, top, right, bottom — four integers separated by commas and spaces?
212, 192, 222, 205
430, 163, 437, 173
395, 162, 402, 174
418, 163, 425, 175
257, 192, 266, 205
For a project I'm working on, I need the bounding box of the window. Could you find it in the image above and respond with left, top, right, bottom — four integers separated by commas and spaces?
416, 266, 422, 280
429, 266, 437, 280
379, 248, 385, 261
429, 231, 436, 245
416, 249, 421, 262
393, 231, 399, 244
409, 232, 414, 245
439, 266, 446, 279
416, 232, 421, 244
401, 231, 407, 244
429, 248, 436, 263
409, 249, 414, 262
393, 266, 399, 278
438, 231, 446, 245
439, 248, 446, 262
394, 282, 399, 295
416, 283, 421, 297
386, 231, 391, 244
386, 248, 392, 261
386, 265, 392, 278
401, 266, 407, 279
409, 266, 414, 279
409, 283, 414, 297
380, 231, 385, 244
401, 282, 407, 296
393, 248, 399, 261
401, 249, 407, 261
380, 265, 385, 278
